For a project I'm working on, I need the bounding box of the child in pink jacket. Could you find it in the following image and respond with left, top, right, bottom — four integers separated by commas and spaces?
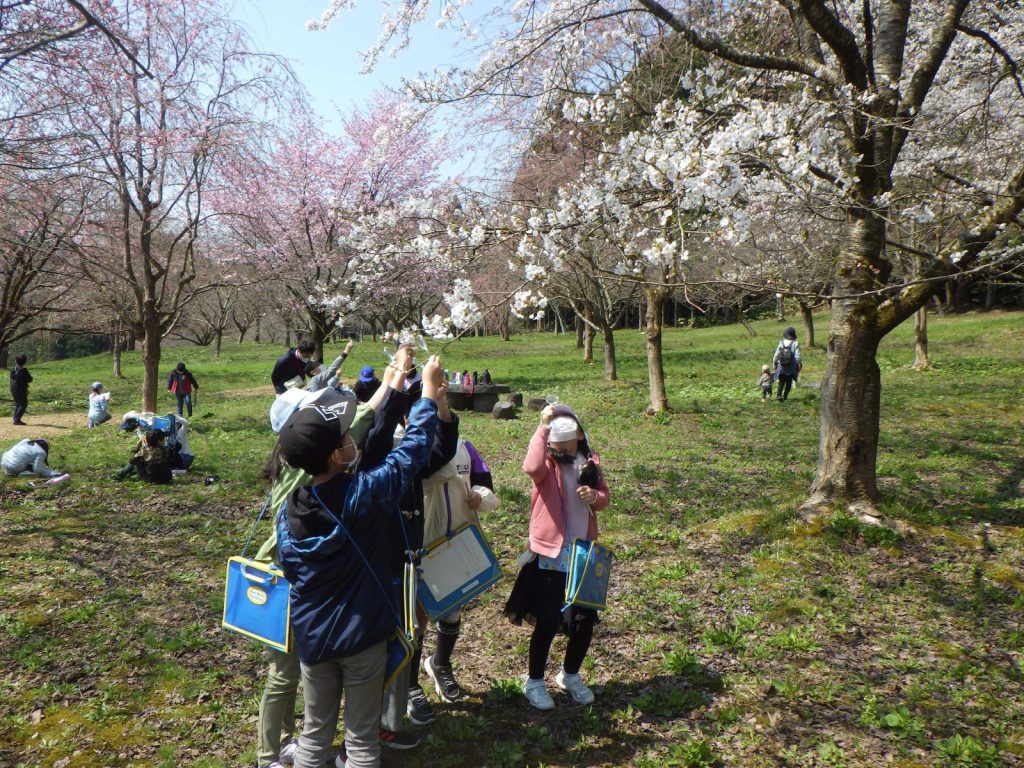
504, 404, 610, 710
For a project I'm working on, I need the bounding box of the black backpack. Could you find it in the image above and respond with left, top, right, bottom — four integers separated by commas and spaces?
778, 341, 795, 366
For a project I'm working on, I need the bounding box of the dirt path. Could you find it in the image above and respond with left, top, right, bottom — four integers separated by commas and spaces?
0, 411, 87, 441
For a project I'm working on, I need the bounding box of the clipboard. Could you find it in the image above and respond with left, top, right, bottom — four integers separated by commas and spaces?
416, 523, 501, 620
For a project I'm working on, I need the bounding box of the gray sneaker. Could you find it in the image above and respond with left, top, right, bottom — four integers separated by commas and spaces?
424, 655, 463, 702
406, 686, 436, 726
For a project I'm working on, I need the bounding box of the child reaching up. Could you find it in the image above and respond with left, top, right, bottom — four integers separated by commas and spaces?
504, 404, 610, 710
420, 436, 499, 703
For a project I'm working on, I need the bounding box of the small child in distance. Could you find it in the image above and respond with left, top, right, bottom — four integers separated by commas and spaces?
758, 364, 774, 402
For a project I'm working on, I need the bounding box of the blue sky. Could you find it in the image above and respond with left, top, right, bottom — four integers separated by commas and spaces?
229, 1, 511, 182
232, 5, 472, 121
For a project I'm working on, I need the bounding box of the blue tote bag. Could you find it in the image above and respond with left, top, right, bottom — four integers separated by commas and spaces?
221, 494, 292, 652
564, 538, 613, 611
222, 556, 291, 652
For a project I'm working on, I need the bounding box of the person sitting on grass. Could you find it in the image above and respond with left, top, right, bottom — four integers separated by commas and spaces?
88, 382, 112, 427
275, 355, 445, 768
115, 430, 172, 484
1, 438, 63, 478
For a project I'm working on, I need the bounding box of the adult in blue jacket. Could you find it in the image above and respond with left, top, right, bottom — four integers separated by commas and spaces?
276, 355, 445, 768
271, 340, 315, 394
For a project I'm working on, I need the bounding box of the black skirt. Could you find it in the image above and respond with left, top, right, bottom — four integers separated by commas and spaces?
503, 557, 597, 632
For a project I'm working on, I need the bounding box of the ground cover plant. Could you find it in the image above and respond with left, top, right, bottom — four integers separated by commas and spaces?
0, 311, 1022, 767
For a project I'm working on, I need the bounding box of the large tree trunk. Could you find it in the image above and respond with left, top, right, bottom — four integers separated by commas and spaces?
601, 322, 617, 381
575, 316, 584, 349
214, 329, 223, 359
912, 307, 931, 370
0, 344, 8, 370
645, 286, 669, 413
140, 317, 162, 412
805, 217, 885, 516
799, 302, 816, 348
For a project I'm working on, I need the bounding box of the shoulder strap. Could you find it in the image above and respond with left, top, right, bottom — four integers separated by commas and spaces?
308, 485, 407, 630
240, 491, 274, 558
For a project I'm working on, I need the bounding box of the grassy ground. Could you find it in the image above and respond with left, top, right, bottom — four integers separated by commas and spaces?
1, 310, 1022, 768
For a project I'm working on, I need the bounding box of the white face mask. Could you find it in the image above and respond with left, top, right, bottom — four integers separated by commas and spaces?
339, 436, 360, 472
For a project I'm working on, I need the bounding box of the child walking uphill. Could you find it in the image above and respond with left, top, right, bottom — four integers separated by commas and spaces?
758, 365, 773, 402
504, 404, 610, 710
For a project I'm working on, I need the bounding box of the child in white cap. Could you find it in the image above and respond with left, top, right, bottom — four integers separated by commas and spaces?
87, 382, 112, 427
504, 404, 611, 710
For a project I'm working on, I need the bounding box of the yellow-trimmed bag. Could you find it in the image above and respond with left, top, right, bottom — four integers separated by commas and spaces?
416, 523, 501, 621
564, 538, 613, 611
222, 556, 291, 652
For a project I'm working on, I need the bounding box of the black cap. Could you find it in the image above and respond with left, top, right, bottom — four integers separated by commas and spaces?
278, 394, 358, 474
783, 326, 797, 340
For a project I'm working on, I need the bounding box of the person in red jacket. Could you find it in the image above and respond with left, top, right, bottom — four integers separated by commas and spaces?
166, 362, 199, 417
504, 404, 610, 711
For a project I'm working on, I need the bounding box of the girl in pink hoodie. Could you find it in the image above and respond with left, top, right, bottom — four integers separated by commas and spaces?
504, 404, 610, 710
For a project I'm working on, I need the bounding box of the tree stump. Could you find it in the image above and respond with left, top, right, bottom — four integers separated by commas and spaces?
527, 396, 547, 411
506, 392, 523, 407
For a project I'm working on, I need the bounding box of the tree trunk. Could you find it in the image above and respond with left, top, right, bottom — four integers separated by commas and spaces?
799, 302, 816, 348
575, 316, 584, 349
141, 318, 162, 412
0, 344, 8, 370
912, 307, 931, 370
645, 286, 669, 413
601, 323, 617, 381
776, 294, 785, 321
237, 327, 247, 344
112, 336, 123, 379
583, 324, 595, 363
984, 282, 995, 311
253, 316, 261, 343
805, 217, 884, 516
214, 329, 223, 359
737, 297, 756, 337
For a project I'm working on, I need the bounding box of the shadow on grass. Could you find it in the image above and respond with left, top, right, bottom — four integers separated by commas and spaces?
400, 670, 723, 767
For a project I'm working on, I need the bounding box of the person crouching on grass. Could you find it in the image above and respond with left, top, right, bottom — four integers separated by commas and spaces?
504, 405, 611, 710
275, 355, 445, 768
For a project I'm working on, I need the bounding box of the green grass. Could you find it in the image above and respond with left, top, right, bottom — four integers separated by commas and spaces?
1, 310, 1022, 766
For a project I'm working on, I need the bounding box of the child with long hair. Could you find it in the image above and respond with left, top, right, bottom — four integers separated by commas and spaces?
504, 404, 610, 710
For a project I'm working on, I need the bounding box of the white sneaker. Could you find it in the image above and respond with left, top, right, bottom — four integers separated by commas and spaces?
279, 738, 298, 765
524, 678, 555, 710
554, 669, 595, 705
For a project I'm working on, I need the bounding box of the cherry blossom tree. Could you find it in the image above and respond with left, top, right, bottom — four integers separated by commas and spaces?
41, 0, 292, 410
317, 0, 1024, 520
0, 172, 85, 366
221, 93, 456, 358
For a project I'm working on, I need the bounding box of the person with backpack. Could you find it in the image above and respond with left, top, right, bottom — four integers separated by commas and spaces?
9, 354, 32, 426
167, 362, 199, 418
772, 327, 802, 402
